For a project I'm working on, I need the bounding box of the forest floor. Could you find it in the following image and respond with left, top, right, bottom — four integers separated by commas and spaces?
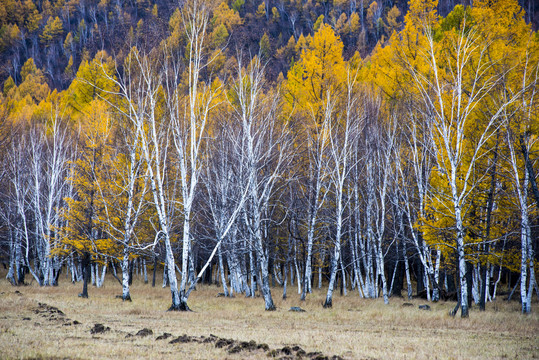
0, 273, 537, 360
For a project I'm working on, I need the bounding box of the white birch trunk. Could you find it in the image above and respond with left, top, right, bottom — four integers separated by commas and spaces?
121, 250, 131, 301
403, 241, 413, 300
433, 248, 441, 301
218, 245, 229, 297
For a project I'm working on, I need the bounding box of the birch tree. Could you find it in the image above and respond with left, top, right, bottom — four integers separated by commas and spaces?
503, 36, 539, 313
106, 48, 182, 309
396, 107, 438, 301
27, 107, 71, 286
229, 56, 291, 310
402, 6, 522, 317
167, 0, 221, 310
323, 72, 361, 308
94, 113, 150, 301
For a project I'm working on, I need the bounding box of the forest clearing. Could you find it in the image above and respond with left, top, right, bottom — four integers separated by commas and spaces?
0, 273, 537, 360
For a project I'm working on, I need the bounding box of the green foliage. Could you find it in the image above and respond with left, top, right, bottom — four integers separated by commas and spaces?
67, 50, 116, 115
211, 24, 229, 48
259, 32, 271, 60
435, 4, 473, 40
231, 0, 244, 13
40, 16, 63, 45
313, 15, 324, 31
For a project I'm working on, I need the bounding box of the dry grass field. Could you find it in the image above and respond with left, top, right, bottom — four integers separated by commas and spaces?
0, 273, 537, 360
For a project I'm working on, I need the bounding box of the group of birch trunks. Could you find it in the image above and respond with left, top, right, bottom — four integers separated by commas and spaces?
1, 0, 538, 318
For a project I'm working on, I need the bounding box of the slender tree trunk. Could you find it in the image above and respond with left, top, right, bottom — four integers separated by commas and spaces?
249, 246, 256, 296
340, 254, 347, 296
121, 249, 131, 301
284, 235, 291, 300
254, 235, 275, 310
433, 249, 441, 302
218, 245, 229, 297
520, 171, 531, 314
389, 243, 399, 297
480, 139, 498, 310
294, 242, 301, 295
318, 250, 324, 289
6, 228, 17, 285
520, 134, 539, 210
91, 262, 96, 286
80, 253, 90, 298
152, 256, 157, 287
143, 259, 148, 284
377, 244, 389, 304
351, 229, 364, 298
457, 230, 469, 317
324, 246, 338, 308
283, 261, 288, 300
165, 233, 183, 311
324, 211, 345, 308
239, 244, 250, 296
453, 178, 469, 317
526, 235, 535, 309
98, 262, 106, 287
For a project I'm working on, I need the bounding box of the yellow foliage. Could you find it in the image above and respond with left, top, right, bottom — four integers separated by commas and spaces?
285, 24, 346, 122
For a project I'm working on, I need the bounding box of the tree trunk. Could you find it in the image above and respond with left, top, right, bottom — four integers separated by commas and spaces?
218, 245, 229, 297
121, 249, 131, 301
162, 263, 168, 288
324, 242, 340, 308
283, 262, 288, 300
432, 249, 441, 302
165, 232, 184, 311
520, 134, 539, 211
340, 255, 347, 296
98, 262, 106, 288
520, 171, 531, 314
79, 253, 90, 298
255, 238, 276, 311
143, 259, 148, 284
91, 262, 96, 286
6, 228, 17, 285
152, 256, 157, 287
249, 247, 256, 296
466, 262, 473, 308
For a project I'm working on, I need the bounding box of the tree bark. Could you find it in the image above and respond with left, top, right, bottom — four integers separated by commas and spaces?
79, 253, 90, 298
121, 249, 132, 301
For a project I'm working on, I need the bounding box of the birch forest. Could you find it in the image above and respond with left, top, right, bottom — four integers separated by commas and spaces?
0, 0, 538, 322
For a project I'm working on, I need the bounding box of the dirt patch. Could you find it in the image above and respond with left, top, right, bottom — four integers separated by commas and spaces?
90, 323, 110, 334
156, 332, 173, 340
34, 302, 65, 317
126, 328, 153, 338
135, 328, 153, 337
32, 302, 80, 326
268, 346, 343, 359
171, 334, 270, 354
34, 303, 66, 323
167, 333, 341, 359
289, 306, 306, 312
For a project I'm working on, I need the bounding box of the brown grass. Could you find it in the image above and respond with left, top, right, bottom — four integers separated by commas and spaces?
0, 272, 537, 359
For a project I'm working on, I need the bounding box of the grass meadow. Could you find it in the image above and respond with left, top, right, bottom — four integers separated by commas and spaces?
0, 271, 537, 359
